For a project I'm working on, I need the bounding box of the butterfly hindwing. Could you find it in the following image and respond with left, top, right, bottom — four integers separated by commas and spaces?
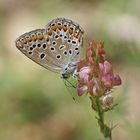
15, 29, 62, 73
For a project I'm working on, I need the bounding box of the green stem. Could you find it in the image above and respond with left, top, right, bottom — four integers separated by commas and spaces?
90, 96, 112, 140
95, 97, 104, 130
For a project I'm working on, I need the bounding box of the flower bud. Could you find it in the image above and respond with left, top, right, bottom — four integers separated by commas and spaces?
114, 74, 122, 86
102, 95, 113, 108
77, 85, 88, 96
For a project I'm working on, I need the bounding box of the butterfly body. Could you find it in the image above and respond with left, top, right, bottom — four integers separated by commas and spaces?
15, 18, 84, 78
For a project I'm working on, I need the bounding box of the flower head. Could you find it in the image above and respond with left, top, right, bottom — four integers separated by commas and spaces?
77, 41, 122, 96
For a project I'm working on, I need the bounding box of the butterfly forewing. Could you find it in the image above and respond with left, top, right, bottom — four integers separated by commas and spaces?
15, 18, 84, 77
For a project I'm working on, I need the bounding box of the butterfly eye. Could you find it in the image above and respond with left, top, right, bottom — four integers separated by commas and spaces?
65, 67, 68, 71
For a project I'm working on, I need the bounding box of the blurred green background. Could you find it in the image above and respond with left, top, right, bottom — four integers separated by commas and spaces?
0, 0, 140, 140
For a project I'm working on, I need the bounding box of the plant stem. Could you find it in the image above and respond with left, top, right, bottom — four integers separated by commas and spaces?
90, 96, 112, 140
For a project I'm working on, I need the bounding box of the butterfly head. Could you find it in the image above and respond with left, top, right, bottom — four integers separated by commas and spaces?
61, 62, 77, 79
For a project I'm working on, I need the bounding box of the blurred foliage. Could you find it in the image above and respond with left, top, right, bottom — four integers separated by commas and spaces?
0, 0, 140, 140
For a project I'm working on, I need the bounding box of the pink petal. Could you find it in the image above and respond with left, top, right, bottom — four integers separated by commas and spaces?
79, 66, 91, 74
104, 61, 112, 74
77, 85, 88, 96
114, 74, 122, 86
99, 63, 104, 75
79, 66, 90, 83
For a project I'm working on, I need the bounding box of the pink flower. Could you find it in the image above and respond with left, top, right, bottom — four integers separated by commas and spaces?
77, 41, 122, 96
78, 66, 91, 83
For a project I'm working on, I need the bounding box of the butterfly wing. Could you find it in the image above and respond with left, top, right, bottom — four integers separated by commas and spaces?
44, 18, 84, 75
15, 29, 62, 73
15, 18, 84, 76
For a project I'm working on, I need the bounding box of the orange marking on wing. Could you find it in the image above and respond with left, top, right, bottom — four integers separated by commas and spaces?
48, 31, 52, 36
75, 34, 80, 39
78, 34, 81, 41
54, 25, 58, 29
58, 25, 62, 30
45, 37, 49, 42
69, 29, 73, 34
63, 26, 67, 31
31, 36, 37, 41
37, 34, 44, 40
28, 38, 32, 42
51, 25, 57, 31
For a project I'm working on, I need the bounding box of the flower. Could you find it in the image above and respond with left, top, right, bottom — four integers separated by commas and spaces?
77, 41, 122, 96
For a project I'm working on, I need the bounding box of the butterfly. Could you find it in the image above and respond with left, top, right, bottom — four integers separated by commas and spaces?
15, 18, 84, 79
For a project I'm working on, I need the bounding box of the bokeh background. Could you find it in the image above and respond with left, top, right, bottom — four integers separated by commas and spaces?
0, 0, 140, 140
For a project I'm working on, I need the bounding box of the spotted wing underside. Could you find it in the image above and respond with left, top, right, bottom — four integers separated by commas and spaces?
15, 18, 84, 74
